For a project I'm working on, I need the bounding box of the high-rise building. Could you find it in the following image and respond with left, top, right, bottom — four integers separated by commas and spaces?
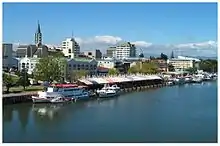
2, 43, 13, 69
62, 38, 80, 58
106, 42, 136, 59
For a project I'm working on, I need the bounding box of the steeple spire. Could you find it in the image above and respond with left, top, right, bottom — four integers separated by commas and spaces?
37, 20, 41, 33
35, 20, 42, 46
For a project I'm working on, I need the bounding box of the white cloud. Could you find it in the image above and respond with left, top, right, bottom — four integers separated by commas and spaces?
131, 41, 152, 48
12, 35, 217, 57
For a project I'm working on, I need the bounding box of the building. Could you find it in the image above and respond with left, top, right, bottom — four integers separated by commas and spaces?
18, 55, 40, 74
150, 59, 168, 72
62, 38, 80, 58
106, 42, 136, 59
35, 21, 42, 47
2, 43, 13, 69
97, 58, 125, 73
16, 44, 48, 58
83, 49, 102, 59
167, 56, 200, 71
66, 58, 98, 77
15, 22, 48, 58
106, 47, 116, 57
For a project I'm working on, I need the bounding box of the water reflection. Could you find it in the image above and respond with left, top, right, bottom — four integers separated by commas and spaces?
32, 103, 65, 120
86, 97, 118, 108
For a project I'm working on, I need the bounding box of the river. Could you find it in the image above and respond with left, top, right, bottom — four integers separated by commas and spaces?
3, 81, 217, 143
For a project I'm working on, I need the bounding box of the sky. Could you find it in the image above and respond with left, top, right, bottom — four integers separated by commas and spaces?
3, 2, 218, 57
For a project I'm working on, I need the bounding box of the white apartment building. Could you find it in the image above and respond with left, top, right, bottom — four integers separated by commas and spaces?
2, 43, 13, 69
18, 55, 40, 74
108, 42, 136, 59
62, 38, 80, 58
167, 56, 200, 71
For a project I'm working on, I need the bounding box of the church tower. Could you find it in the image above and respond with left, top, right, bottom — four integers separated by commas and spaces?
35, 20, 42, 47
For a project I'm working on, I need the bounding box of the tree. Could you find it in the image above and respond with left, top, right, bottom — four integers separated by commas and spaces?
199, 59, 217, 73
48, 51, 65, 57
160, 53, 168, 61
170, 51, 174, 59
185, 67, 197, 74
33, 57, 67, 82
128, 66, 139, 74
71, 70, 89, 82
128, 61, 159, 74
17, 69, 30, 90
108, 68, 119, 76
3, 73, 18, 93
168, 64, 175, 72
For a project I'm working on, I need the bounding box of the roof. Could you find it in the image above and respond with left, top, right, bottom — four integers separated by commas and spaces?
51, 84, 78, 88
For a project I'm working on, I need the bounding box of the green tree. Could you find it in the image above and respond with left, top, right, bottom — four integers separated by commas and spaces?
128, 66, 139, 74
168, 64, 175, 72
199, 59, 217, 73
160, 53, 168, 61
48, 51, 65, 57
3, 73, 18, 93
33, 57, 67, 82
108, 68, 119, 76
17, 69, 30, 90
185, 67, 197, 74
141, 62, 158, 74
71, 70, 89, 82
128, 61, 159, 74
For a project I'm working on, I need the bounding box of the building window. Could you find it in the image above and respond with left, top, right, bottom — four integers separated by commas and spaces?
68, 49, 71, 53
68, 55, 71, 58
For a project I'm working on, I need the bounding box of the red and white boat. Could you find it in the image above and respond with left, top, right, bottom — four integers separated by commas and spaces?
32, 84, 89, 103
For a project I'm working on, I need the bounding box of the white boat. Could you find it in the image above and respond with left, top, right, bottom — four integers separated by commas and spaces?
97, 89, 118, 98
192, 76, 203, 83
102, 84, 120, 92
184, 76, 193, 83
31, 84, 90, 103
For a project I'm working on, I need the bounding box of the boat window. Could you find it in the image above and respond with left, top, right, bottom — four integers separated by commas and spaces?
53, 88, 58, 92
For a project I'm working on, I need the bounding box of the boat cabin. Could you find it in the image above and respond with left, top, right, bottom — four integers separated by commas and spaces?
47, 84, 88, 93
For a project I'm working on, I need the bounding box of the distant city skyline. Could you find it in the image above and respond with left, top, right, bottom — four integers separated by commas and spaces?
3, 2, 217, 57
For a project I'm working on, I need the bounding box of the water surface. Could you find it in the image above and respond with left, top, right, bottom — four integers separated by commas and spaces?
3, 82, 217, 143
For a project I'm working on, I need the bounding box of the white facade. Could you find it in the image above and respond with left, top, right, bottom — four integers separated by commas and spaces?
18, 56, 40, 74
112, 42, 136, 59
62, 38, 80, 58
67, 58, 98, 75
97, 60, 115, 69
167, 56, 200, 71
2, 43, 13, 68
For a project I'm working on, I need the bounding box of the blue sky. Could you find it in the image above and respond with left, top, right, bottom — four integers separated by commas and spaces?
3, 2, 217, 57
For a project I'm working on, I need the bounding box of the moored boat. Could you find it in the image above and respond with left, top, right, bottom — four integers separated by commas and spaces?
31, 84, 90, 103
97, 89, 118, 98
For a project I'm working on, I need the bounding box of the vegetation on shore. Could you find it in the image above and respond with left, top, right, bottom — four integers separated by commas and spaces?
128, 62, 158, 74
199, 59, 217, 73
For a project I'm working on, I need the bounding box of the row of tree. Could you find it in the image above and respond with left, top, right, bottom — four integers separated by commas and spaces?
199, 59, 217, 73
128, 62, 159, 74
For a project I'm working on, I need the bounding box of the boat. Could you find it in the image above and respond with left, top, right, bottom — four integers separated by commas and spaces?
192, 76, 203, 83
97, 89, 118, 98
102, 84, 121, 92
173, 77, 185, 85
31, 84, 90, 103
184, 76, 193, 83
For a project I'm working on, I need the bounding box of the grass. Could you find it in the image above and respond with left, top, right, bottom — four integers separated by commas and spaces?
3, 85, 44, 94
